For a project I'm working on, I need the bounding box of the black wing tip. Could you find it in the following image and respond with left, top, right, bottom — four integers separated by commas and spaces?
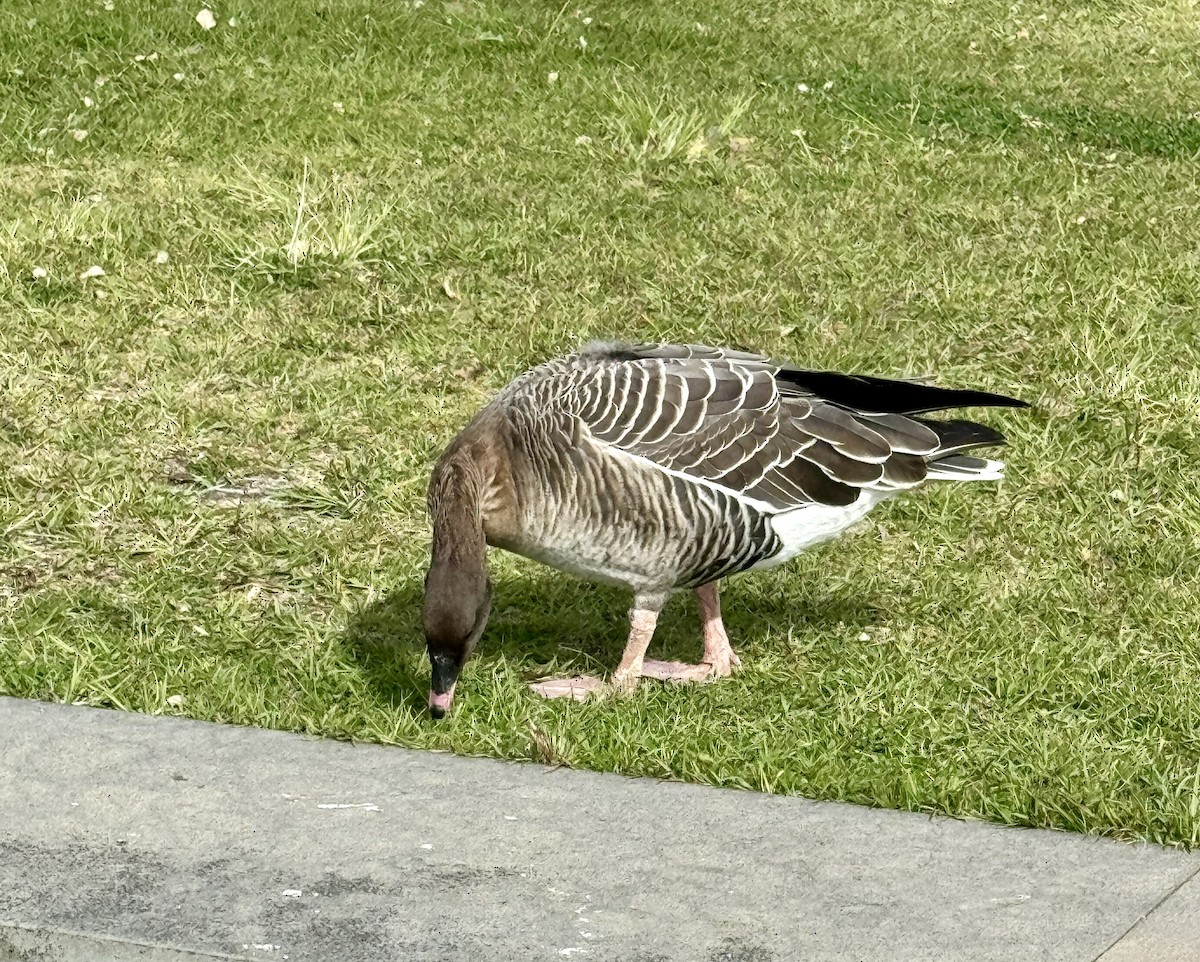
918, 417, 1009, 452
778, 367, 1031, 415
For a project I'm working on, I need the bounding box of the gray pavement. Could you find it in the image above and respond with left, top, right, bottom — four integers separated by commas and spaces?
1, 696, 1197, 962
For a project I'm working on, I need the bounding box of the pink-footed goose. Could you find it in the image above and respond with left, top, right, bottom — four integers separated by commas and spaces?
422, 342, 1028, 718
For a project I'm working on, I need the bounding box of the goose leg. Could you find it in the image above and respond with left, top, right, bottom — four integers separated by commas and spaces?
610, 605, 661, 692
696, 581, 741, 675
528, 597, 664, 701
640, 581, 741, 683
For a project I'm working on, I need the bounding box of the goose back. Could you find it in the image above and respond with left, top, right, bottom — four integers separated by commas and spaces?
450, 342, 1025, 592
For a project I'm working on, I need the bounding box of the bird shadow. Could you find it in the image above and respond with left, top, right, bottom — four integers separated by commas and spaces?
343, 568, 881, 711
342, 570, 630, 713
343, 579, 428, 716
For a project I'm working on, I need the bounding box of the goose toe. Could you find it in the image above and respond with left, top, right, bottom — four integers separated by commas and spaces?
528, 674, 606, 701
640, 659, 720, 683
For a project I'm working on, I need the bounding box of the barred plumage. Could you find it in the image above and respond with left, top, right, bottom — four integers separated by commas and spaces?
422, 340, 1028, 716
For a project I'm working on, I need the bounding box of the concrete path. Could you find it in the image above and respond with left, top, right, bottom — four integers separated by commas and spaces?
1, 697, 1197, 962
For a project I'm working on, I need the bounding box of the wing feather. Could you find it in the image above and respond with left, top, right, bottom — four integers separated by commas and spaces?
543, 342, 1022, 511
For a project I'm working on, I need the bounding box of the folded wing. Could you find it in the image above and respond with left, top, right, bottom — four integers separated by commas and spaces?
563, 342, 1026, 511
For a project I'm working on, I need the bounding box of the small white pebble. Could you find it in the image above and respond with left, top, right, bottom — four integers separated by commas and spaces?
578, 35, 587, 49
547, 71, 558, 83
796, 82, 810, 93
166, 693, 184, 706
155, 250, 170, 264
1110, 489, 1127, 502
1076, 215, 1087, 225
82, 95, 94, 107
857, 632, 871, 642
95, 75, 109, 86
420, 843, 433, 850
173, 72, 185, 81
79, 264, 105, 279
281, 889, 302, 898
582, 16, 592, 24
331, 101, 344, 113
32, 266, 48, 279
103, 0, 114, 9
196, 8, 216, 30
503, 815, 518, 821
228, 16, 238, 26
823, 80, 834, 91
72, 129, 89, 142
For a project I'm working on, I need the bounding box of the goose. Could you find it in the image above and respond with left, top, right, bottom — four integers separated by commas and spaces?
423, 341, 1028, 718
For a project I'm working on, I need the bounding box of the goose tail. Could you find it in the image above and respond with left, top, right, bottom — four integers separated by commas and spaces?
921, 418, 1011, 482
926, 454, 1007, 482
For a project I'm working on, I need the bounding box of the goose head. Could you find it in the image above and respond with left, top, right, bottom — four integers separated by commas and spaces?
422, 562, 491, 718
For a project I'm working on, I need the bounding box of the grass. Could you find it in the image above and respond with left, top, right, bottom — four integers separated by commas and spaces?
1, 0, 1199, 845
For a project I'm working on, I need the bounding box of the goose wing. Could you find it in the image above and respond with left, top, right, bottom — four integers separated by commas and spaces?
561, 342, 1025, 510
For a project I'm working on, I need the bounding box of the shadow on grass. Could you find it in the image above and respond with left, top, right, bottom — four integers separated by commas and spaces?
342, 570, 627, 716
343, 579, 427, 717
717, 584, 883, 663
344, 567, 881, 717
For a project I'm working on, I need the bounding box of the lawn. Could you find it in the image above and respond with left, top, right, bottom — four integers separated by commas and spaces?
2, 0, 1199, 845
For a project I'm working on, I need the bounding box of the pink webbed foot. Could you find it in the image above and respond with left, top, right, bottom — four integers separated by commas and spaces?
528, 675, 606, 701
640, 659, 715, 683
640, 649, 740, 684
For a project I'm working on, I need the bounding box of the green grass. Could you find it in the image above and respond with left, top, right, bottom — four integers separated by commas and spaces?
2, 0, 1199, 845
